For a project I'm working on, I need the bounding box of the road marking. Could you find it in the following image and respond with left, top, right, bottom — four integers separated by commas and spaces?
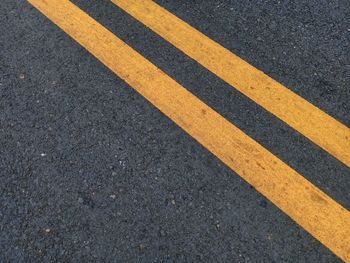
111, 0, 350, 168
28, 0, 350, 261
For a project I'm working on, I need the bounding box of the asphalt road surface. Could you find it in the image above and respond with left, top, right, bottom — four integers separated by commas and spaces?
1, 0, 349, 262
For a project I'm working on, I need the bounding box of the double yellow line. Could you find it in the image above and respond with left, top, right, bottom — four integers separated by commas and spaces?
113, 0, 350, 169
28, 0, 350, 261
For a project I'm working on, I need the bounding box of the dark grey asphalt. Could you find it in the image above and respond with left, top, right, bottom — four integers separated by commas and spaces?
1, 0, 349, 262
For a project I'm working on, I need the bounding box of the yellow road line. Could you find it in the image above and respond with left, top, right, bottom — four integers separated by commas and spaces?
111, 0, 350, 168
28, 0, 350, 261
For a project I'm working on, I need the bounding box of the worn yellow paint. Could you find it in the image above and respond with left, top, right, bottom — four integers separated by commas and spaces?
111, 0, 350, 168
28, 0, 350, 261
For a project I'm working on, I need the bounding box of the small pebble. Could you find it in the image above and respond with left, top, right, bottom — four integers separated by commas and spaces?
139, 244, 146, 251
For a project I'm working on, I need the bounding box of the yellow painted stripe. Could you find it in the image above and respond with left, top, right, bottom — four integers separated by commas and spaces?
28, 0, 350, 261
111, 0, 350, 168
